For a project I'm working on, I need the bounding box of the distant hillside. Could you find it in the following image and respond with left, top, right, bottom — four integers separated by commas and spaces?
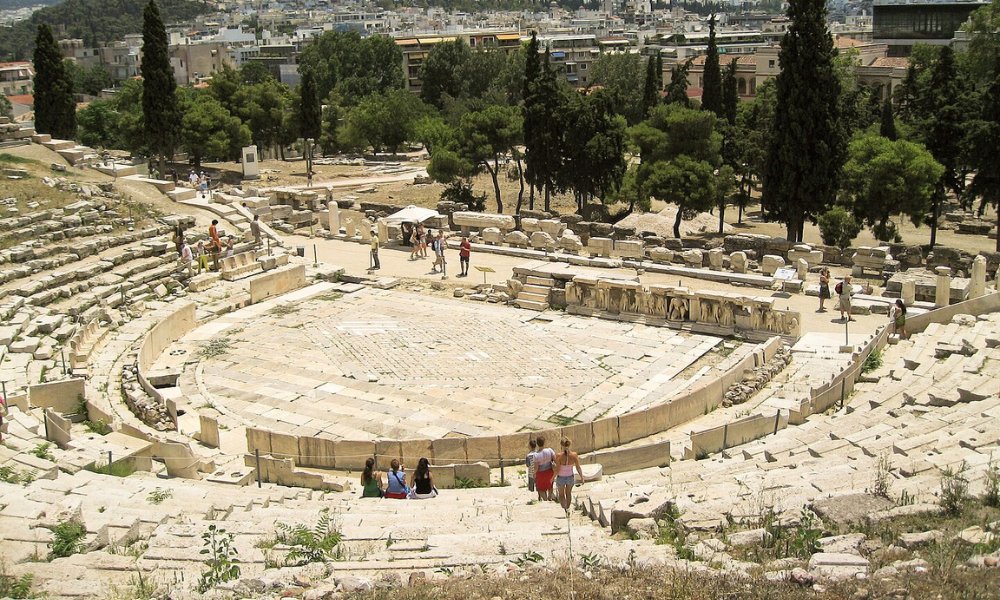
0, 0, 210, 61
0, 0, 60, 9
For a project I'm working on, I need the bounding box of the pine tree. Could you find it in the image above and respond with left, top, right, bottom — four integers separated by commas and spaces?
879, 97, 897, 140
762, 0, 844, 242
641, 56, 659, 118
33, 24, 76, 140
721, 58, 738, 126
299, 70, 321, 140
701, 14, 723, 118
141, 0, 178, 172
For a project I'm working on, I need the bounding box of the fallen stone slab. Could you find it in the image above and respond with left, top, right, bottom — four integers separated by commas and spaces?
811, 493, 893, 527
807, 552, 869, 581
866, 503, 943, 524
898, 530, 942, 549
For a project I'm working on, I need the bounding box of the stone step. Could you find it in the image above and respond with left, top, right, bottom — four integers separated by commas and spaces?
515, 298, 548, 311
521, 283, 550, 296
42, 139, 75, 151
524, 275, 554, 287
518, 291, 548, 303
167, 187, 198, 201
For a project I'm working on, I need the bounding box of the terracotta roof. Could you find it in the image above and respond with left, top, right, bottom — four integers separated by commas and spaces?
0, 61, 31, 68
834, 36, 867, 49
689, 54, 757, 66
869, 57, 910, 69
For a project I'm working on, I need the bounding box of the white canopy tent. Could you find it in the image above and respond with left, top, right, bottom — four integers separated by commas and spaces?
383, 205, 441, 225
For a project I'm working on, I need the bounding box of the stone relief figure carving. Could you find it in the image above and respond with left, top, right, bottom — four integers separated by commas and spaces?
782, 313, 799, 336
650, 292, 666, 318
749, 306, 763, 331
717, 300, 735, 327
596, 282, 612, 312
565, 282, 579, 306
668, 297, 689, 321
764, 310, 781, 333
580, 282, 597, 309
700, 299, 720, 324
634, 289, 651, 316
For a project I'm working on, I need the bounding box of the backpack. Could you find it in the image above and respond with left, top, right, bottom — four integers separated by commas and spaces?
835, 281, 843, 295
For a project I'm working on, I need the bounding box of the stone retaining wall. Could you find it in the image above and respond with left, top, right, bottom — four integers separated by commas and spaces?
244, 338, 779, 472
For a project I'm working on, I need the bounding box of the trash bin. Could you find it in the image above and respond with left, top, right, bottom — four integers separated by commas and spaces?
295, 246, 305, 257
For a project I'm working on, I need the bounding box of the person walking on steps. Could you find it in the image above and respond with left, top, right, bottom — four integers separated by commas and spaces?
554, 438, 585, 513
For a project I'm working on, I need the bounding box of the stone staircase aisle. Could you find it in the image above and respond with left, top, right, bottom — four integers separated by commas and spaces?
516, 275, 553, 311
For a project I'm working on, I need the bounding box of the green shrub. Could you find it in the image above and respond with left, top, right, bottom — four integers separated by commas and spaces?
198, 525, 240, 593
862, 349, 883, 374
29, 443, 54, 462
940, 462, 970, 515
0, 571, 34, 599
49, 520, 86, 560
817, 206, 862, 250
274, 509, 342, 566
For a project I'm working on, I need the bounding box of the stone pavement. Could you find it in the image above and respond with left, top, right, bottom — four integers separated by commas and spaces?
157, 287, 721, 440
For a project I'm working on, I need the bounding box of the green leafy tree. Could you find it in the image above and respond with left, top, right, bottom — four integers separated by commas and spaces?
317, 98, 339, 156
963, 1, 1000, 79
420, 39, 471, 108
455, 104, 523, 213
296, 31, 403, 104
33, 24, 76, 139
230, 78, 292, 158
68, 62, 112, 96
817, 205, 862, 249
701, 14, 723, 118
107, 77, 146, 154
76, 100, 120, 148
762, 0, 844, 241
0, 94, 12, 119
239, 61, 273, 85
590, 52, 646, 125
641, 55, 660, 120
557, 91, 627, 214
522, 32, 542, 209
340, 89, 427, 154
664, 59, 692, 107
179, 93, 250, 168
964, 61, 1000, 251
841, 133, 943, 242
413, 115, 455, 154
299, 70, 321, 140
141, 0, 179, 172
631, 104, 725, 237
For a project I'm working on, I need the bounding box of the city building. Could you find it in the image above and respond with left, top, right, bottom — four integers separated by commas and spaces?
873, 0, 989, 56
0, 62, 33, 96
396, 31, 522, 94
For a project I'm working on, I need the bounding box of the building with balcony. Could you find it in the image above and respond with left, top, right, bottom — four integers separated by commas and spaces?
396, 31, 521, 94
0, 62, 33, 96
873, 0, 989, 56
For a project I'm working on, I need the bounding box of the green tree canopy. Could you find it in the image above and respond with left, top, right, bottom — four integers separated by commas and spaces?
141, 0, 179, 169
556, 91, 627, 213
339, 89, 428, 154
589, 52, 646, 125
178, 92, 250, 168
230, 78, 293, 157
841, 133, 943, 242
762, 0, 844, 241
33, 24, 76, 140
523, 49, 567, 212
701, 14, 723, 118
299, 70, 321, 140
297, 31, 403, 105
455, 104, 523, 213
419, 39, 472, 108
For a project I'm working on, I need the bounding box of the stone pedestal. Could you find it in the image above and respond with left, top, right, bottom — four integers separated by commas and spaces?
795, 258, 808, 281
730, 251, 747, 274
970, 255, 987, 299
901, 280, 916, 306
326, 201, 340, 233
935, 266, 951, 307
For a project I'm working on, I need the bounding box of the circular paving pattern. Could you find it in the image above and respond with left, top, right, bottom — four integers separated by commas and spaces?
171, 288, 721, 440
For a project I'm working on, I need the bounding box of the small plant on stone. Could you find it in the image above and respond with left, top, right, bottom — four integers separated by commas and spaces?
579, 553, 603, 569
870, 452, 893, 499
0, 465, 34, 486
83, 419, 111, 436
454, 476, 486, 489
0, 565, 34, 599
511, 551, 544, 567
984, 456, 1000, 508
275, 509, 342, 566
498, 542, 507, 555
788, 507, 822, 559
939, 462, 970, 515
146, 488, 171, 505
199, 337, 231, 359
29, 443, 54, 462
48, 519, 86, 560
197, 524, 240, 593
861, 349, 883, 374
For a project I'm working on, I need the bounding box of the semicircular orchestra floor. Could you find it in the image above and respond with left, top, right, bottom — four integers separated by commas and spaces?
163, 288, 723, 440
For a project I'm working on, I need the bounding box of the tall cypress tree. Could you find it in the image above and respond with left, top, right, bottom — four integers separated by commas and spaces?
923, 45, 965, 247
701, 14, 723, 118
141, 0, 178, 172
33, 24, 76, 140
641, 56, 659, 118
762, 0, 843, 242
299, 70, 321, 140
879, 97, 897, 140
523, 50, 564, 213
522, 32, 541, 210
656, 54, 664, 90
721, 58, 738, 126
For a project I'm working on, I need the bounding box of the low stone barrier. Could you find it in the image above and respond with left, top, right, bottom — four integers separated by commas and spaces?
28, 378, 85, 414
249, 264, 306, 304
686, 410, 789, 459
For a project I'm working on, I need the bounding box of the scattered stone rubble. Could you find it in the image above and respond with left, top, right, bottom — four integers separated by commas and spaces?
723, 345, 792, 407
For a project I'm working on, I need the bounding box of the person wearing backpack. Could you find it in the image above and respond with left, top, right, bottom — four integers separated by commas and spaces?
837, 276, 855, 322
384, 459, 409, 499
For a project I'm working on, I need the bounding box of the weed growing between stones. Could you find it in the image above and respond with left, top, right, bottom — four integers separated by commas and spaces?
869, 451, 894, 499
48, 520, 86, 560
268, 303, 299, 317
82, 419, 111, 435
271, 508, 343, 567
28, 443, 54, 462
0, 465, 35, 486
861, 348, 883, 374
146, 488, 171, 505
984, 456, 1000, 508
85, 460, 135, 477
0, 563, 33, 599
197, 524, 240, 593
454, 476, 487, 489
511, 551, 543, 567
940, 462, 970, 515
200, 337, 231, 358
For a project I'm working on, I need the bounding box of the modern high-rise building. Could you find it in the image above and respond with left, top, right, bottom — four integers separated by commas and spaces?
872, 0, 989, 56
